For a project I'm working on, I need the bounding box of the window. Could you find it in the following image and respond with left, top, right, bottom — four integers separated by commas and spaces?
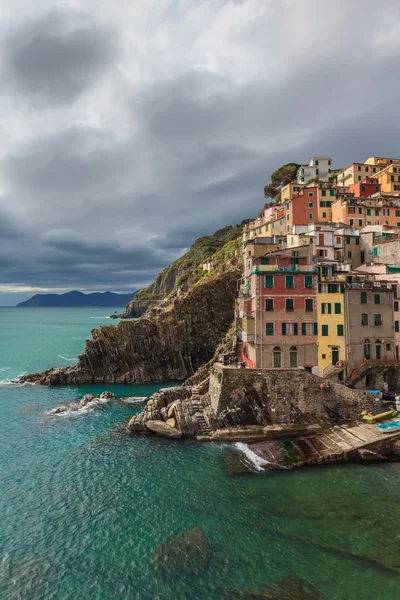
335, 303, 341, 314
346, 236, 351, 244
282, 323, 298, 336
285, 275, 294, 288
361, 313, 368, 326
321, 303, 332, 314
374, 314, 382, 326
348, 207, 355, 214
322, 325, 328, 336
265, 298, 274, 311
358, 220, 363, 227
364, 339, 371, 360
322, 189, 326, 197
322, 212, 326, 218
395, 321, 400, 333
383, 208, 390, 216
286, 203, 290, 209
337, 324, 344, 336
286, 298, 294, 312
308, 192, 314, 197
387, 343, 391, 351
375, 209, 380, 216
350, 219, 354, 226
396, 210, 400, 217
261, 258, 269, 265
366, 209, 371, 216
273, 347, 281, 368
358, 207, 363, 214
361, 291, 367, 304
308, 202, 314, 208
358, 165, 361, 171
395, 301, 399, 312
330, 190, 335, 197
391, 284, 397, 298
286, 214, 289, 220
265, 323, 274, 336
356, 238, 360, 245
302, 322, 315, 335
375, 341, 382, 360
309, 213, 313, 220
289, 347, 298, 368
348, 251, 352, 258
374, 294, 380, 305
373, 247, 378, 257
305, 298, 313, 312
265, 275, 274, 288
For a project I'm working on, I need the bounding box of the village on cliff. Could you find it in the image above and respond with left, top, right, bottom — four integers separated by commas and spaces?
237, 155, 400, 390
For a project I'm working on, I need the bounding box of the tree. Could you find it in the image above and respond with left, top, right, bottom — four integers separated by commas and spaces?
264, 162, 300, 199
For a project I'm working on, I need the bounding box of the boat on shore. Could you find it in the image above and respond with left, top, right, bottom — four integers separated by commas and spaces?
377, 420, 400, 433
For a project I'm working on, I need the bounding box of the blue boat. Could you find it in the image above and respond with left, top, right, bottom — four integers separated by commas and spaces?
377, 420, 400, 433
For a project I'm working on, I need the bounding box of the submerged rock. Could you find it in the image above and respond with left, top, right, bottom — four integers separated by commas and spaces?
146, 419, 182, 439
151, 527, 210, 574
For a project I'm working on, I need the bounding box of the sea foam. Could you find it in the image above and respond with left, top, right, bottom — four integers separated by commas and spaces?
235, 442, 269, 472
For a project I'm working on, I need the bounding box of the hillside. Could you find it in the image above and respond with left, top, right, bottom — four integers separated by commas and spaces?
17, 291, 136, 308
122, 222, 249, 317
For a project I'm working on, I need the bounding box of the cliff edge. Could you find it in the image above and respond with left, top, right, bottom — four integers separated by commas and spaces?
20, 271, 240, 385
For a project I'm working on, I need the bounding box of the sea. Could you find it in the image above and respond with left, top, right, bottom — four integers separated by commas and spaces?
0, 307, 399, 600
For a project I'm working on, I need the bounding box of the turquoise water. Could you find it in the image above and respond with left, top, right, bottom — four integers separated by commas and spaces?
1, 308, 400, 599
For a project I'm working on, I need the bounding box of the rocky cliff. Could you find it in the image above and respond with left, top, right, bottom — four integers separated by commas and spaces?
122, 224, 246, 318
20, 271, 240, 386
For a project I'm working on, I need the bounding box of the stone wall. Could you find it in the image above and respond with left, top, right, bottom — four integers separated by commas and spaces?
209, 364, 375, 424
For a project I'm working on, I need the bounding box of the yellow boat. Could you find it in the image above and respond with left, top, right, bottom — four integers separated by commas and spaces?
361, 406, 398, 425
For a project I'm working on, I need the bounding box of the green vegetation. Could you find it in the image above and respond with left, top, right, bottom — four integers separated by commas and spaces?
264, 162, 300, 200
133, 222, 249, 306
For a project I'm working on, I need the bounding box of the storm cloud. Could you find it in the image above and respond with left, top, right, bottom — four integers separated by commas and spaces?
1, 0, 400, 304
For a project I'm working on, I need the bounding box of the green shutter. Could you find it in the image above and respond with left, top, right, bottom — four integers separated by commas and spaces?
373, 247, 379, 257
266, 323, 274, 335
282, 323, 287, 336
294, 323, 298, 336
361, 291, 367, 304
261, 258, 268, 265
335, 303, 341, 314
314, 323, 318, 335
337, 324, 344, 336
322, 325, 328, 336
265, 275, 274, 288
286, 275, 294, 288
304, 275, 313, 288
302, 323, 307, 335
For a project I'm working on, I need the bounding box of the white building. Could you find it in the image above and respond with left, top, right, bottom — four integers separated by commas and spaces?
297, 157, 333, 184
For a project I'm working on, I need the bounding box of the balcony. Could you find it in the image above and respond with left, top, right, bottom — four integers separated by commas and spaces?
251, 264, 318, 274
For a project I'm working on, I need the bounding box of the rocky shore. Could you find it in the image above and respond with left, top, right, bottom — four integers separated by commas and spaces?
20, 271, 240, 386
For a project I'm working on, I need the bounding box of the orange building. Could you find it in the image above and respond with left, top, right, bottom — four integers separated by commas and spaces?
376, 165, 400, 195
349, 177, 380, 197
331, 197, 382, 228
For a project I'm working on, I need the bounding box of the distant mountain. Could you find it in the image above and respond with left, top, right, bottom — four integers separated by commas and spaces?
17, 291, 137, 308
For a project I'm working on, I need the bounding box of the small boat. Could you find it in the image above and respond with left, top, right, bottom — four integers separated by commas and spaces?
361, 406, 398, 424
377, 420, 400, 433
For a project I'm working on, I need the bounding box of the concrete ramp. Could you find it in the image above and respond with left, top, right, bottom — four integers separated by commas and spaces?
250, 418, 400, 469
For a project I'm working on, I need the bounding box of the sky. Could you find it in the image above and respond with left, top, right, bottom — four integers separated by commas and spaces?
1, 0, 400, 305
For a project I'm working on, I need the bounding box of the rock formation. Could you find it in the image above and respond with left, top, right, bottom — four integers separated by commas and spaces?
20, 272, 240, 386
151, 527, 210, 574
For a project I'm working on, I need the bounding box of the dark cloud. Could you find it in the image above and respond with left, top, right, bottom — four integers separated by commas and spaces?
2, 9, 118, 104
2, 0, 400, 304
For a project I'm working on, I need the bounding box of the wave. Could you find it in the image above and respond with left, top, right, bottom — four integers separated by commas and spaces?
58, 355, 78, 362
0, 367, 10, 372
120, 396, 147, 404
0, 374, 32, 386
47, 395, 146, 417
90, 316, 111, 319
235, 442, 269, 472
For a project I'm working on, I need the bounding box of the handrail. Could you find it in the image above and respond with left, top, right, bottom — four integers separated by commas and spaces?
348, 358, 400, 382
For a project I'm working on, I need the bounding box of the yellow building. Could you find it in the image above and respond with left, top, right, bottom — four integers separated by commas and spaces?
365, 157, 400, 168
317, 268, 347, 380
280, 182, 304, 203
376, 164, 400, 194
336, 162, 380, 186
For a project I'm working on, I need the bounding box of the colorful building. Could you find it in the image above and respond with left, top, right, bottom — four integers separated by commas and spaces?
331, 197, 382, 228
297, 157, 333, 184
376, 164, 400, 195
238, 252, 318, 370
348, 177, 380, 197
336, 162, 381, 186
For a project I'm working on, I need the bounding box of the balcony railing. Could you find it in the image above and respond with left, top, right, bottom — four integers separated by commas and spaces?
252, 264, 317, 273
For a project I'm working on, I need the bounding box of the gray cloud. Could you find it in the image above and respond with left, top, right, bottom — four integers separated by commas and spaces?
2, 9, 118, 105
1, 0, 400, 304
